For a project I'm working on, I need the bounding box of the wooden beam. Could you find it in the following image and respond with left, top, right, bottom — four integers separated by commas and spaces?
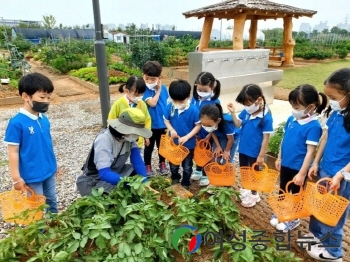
198, 17, 214, 52
282, 16, 295, 66
249, 19, 258, 49
233, 12, 247, 50
245, 15, 285, 20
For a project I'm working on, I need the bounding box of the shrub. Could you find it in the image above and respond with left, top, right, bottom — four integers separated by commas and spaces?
337, 48, 349, 59
267, 121, 286, 157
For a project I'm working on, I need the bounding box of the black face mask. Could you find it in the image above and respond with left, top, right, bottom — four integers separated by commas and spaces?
108, 125, 124, 140
29, 101, 50, 113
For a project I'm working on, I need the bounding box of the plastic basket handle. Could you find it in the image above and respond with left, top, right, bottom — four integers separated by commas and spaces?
315, 177, 333, 194
285, 181, 304, 195
26, 186, 36, 197
198, 139, 211, 150
269, 185, 287, 197
214, 154, 230, 165
251, 162, 268, 172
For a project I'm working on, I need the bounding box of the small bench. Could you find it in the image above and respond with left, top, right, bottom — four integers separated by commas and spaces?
269, 56, 285, 62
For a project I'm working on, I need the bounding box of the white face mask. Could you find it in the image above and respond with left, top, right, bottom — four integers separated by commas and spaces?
329, 95, 347, 111
124, 134, 139, 142
197, 91, 212, 99
146, 82, 157, 90
201, 125, 217, 133
173, 100, 188, 110
131, 96, 143, 104
244, 100, 260, 114
291, 106, 310, 119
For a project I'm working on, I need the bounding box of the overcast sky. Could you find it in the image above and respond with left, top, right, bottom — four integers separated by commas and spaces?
0, 0, 348, 31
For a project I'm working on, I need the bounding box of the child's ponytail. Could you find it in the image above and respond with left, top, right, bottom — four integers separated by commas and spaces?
214, 103, 225, 132
316, 92, 328, 115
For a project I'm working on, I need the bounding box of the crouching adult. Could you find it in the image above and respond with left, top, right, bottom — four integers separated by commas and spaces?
76, 108, 152, 196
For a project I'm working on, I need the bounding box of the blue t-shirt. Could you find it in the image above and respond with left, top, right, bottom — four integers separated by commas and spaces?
163, 103, 200, 149
191, 96, 220, 139
213, 122, 236, 139
238, 108, 274, 158
320, 112, 350, 176
4, 109, 57, 183
223, 113, 241, 138
281, 116, 322, 171
143, 85, 169, 129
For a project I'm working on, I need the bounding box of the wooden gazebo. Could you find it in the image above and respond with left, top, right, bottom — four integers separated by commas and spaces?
183, 0, 317, 66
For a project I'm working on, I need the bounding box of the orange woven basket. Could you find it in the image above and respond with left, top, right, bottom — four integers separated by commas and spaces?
304, 177, 349, 227
268, 181, 311, 222
240, 163, 279, 192
194, 139, 214, 167
0, 187, 46, 225
159, 132, 190, 165
204, 157, 236, 186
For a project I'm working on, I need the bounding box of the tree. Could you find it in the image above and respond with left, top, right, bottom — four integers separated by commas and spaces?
42, 15, 56, 29
298, 31, 308, 38
322, 28, 329, 34
330, 26, 341, 34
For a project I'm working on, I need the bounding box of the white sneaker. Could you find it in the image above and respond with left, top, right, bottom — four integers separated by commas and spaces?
296, 232, 321, 248
270, 214, 279, 227
191, 170, 202, 180
207, 185, 217, 194
239, 188, 251, 200
199, 176, 210, 186
306, 244, 343, 261
241, 193, 261, 207
276, 219, 300, 232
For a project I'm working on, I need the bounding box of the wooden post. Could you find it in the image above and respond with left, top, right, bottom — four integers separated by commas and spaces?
249, 19, 258, 49
282, 16, 295, 66
198, 17, 214, 51
233, 13, 247, 50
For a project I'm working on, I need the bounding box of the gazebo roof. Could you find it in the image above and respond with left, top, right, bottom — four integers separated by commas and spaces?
183, 0, 317, 20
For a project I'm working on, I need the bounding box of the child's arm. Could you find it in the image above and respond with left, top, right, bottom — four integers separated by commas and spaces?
294, 144, 317, 186
145, 82, 162, 108
178, 123, 201, 145
8, 145, 26, 191
223, 135, 234, 161
308, 129, 328, 179
275, 144, 282, 171
257, 133, 270, 165
164, 119, 177, 138
331, 162, 350, 190
227, 103, 242, 127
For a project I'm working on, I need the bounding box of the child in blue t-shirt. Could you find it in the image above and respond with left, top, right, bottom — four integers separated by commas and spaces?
142, 61, 170, 176
228, 84, 273, 208
200, 103, 237, 163
190, 72, 223, 186
4, 73, 58, 213
163, 80, 201, 189
269, 84, 327, 232
305, 68, 350, 261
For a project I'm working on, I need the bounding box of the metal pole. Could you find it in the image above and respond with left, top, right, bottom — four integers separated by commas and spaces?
220, 0, 223, 41
92, 0, 110, 128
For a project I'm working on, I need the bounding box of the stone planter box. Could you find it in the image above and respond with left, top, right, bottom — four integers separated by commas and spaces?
68, 76, 120, 93
0, 96, 22, 105
265, 153, 278, 171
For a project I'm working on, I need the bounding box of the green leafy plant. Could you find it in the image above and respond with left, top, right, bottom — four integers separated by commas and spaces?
267, 121, 286, 157
0, 175, 303, 261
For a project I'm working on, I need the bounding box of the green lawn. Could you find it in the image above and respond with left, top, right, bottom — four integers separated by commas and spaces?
276, 59, 350, 91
